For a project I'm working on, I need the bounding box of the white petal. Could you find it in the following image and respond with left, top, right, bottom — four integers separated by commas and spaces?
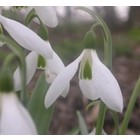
61, 84, 70, 98
34, 6, 58, 28
44, 51, 85, 108
45, 46, 65, 83
79, 80, 99, 100
0, 15, 53, 59
13, 51, 38, 91
0, 93, 37, 135
91, 50, 123, 112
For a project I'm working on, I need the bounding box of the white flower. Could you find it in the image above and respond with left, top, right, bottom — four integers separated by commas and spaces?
45, 49, 123, 112
0, 15, 53, 59
13, 41, 69, 93
44, 48, 70, 97
0, 92, 37, 135
33, 6, 58, 28
13, 51, 38, 91
17, 6, 58, 28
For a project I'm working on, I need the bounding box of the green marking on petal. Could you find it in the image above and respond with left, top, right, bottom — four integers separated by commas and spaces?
38, 25, 49, 41
83, 60, 92, 80
37, 55, 46, 69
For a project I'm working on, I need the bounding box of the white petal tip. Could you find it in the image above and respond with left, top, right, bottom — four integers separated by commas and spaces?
44, 97, 53, 109
44, 101, 51, 109
50, 20, 58, 28
110, 102, 124, 113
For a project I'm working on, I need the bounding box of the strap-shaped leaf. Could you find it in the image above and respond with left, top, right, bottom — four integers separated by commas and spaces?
76, 111, 88, 135
28, 73, 54, 135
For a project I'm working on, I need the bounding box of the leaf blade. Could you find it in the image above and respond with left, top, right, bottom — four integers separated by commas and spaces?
28, 73, 54, 135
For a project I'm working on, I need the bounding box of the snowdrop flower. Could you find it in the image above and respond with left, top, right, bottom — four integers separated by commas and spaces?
0, 92, 37, 135
0, 15, 53, 59
33, 6, 58, 28
44, 49, 70, 97
20, 6, 58, 28
13, 41, 69, 93
45, 49, 123, 112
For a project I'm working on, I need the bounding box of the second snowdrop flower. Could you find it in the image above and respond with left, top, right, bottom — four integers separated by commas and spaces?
45, 49, 123, 112
33, 6, 58, 28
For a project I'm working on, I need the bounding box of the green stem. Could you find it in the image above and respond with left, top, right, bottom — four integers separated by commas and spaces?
95, 102, 106, 134
76, 7, 113, 134
3, 53, 17, 69
112, 111, 119, 134
76, 7, 112, 69
119, 76, 140, 134
0, 35, 27, 105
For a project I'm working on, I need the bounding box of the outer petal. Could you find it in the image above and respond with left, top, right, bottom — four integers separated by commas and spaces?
45, 47, 65, 84
0, 15, 53, 59
0, 93, 37, 135
44, 51, 85, 108
13, 51, 38, 91
91, 50, 123, 112
61, 84, 70, 98
34, 6, 58, 28
44, 46, 70, 98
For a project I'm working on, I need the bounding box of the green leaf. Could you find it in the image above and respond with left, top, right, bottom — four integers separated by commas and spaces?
25, 9, 37, 26
67, 127, 80, 135
28, 73, 54, 135
111, 111, 119, 134
76, 111, 88, 135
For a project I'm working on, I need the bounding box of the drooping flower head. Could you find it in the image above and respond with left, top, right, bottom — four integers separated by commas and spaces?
45, 49, 123, 112
0, 68, 37, 135
0, 13, 64, 91
0, 93, 37, 135
33, 6, 58, 28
